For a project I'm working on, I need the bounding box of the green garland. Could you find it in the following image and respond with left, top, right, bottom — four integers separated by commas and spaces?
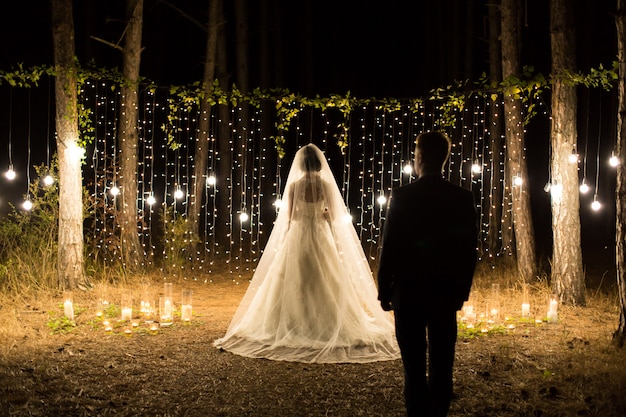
0, 61, 619, 157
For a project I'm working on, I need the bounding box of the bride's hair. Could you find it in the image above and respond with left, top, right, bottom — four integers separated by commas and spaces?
301, 145, 322, 172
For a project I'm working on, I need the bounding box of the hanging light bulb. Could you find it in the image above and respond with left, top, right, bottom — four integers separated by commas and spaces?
273, 198, 283, 209
342, 212, 352, 223
174, 189, 184, 200
513, 175, 523, 187
609, 153, 619, 167
207, 174, 216, 186
377, 195, 387, 205
591, 196, 601, 211
22, 198, 33, 211
146, 194, 156, 206
568, 149, 579, 164
42, 173, 54, 186
579, 179, 590, 194
239, 212, 249, 222
471, 161, 482, 174
110, 185, 120, 197
403, 164, 413, 174
543, 182, 551, 193
5, 165, 16, 180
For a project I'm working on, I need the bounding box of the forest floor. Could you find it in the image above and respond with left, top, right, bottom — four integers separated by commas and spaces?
1, 257, 626, 417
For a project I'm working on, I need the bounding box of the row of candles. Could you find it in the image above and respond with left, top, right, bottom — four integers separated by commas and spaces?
62, 283, 193, 334
460, 284, 559, 328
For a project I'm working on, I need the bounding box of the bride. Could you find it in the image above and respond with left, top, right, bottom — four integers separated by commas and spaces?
214, 144, 399, 363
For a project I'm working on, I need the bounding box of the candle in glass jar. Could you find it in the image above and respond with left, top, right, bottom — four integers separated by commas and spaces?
181, 304, 192, 322
521, 303, 530, 318
64, 300, 74, 320
121, 307, 133, 321
547, 296, 558, 323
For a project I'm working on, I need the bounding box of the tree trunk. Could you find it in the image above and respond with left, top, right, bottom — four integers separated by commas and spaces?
188, 0, 219, 260
613, 0, 626, 346
549, 0, 586, 305
50, 0, 85, 290
487, 0, 504, 263
117, 0, 144, 270
501, 0, 537, 282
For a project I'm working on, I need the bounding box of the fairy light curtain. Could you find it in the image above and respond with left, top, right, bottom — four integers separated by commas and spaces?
1, 78, 606, 277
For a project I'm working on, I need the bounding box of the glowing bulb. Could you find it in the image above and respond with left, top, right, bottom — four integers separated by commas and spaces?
239, 212, 249, 222
5, 166, 16, 180
471, 163, 482, 174
550, 183, 563, 200
513, 176, 523, 187
146, 195, 156, 206
274, 199, 283, 209
207, 175, 216, 186
403, 164, 413, 174
67, 142, 86, 163
610, 155, 619, 167
342, 213, 352, 223
22, 199, 32, 211
174, 189, 184, 200
43, 174, 54, 186
591, 199, 601, 211
568, 152, 579, 164
579, 181, 589, 194
110, 186, 120, 197
377, 195, 387, 205
543, 182, 551, 193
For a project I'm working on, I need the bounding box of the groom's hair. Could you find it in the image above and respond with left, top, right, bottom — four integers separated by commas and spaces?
301, 145, 322, 172
416, 131, 451, 169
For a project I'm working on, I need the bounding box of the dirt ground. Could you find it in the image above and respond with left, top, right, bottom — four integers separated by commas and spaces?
1, 264, 626, 417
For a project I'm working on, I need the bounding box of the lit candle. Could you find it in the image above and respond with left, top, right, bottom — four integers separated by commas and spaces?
121, 307, 133, 321
149, 324, 159, 334
547, 296, 558, 323
124, 327, 132, 337
103, 320, 112, 333
160, 296, 173, 326
521, 303, 530, 318
181, 304, 192, 322
63, 295, 74, 321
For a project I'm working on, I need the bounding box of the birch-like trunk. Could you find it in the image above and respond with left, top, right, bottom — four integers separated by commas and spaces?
501, 0, 537, 282
50, 0, 85, 290
549, 0, 586, 305
117, 0, 144, 269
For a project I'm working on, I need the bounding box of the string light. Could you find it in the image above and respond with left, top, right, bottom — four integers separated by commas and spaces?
377, 195, 387, 205
568, 149, 579, 164
591, 195, 601, 211
5, 88, 15, 181
609, 153, 619, 167
579, 179, 590, 194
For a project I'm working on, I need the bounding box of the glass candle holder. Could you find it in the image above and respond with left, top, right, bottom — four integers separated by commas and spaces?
63, 292, 75, 321
163, 282, 173, 299
120, 291, 133, 321
547, 294, 558, 323
521, 283, 531, 318
160, 296, 173, 326
181, 289, 193, 322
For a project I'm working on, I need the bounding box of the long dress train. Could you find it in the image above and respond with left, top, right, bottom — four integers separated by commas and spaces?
214, 144, 400, 363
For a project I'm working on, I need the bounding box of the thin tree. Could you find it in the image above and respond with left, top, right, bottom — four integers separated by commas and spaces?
117, 0, 144, 270
486, 0, 505, 263
500, 0, 538, 282
188, 0, 219, 262
50, 0, 86, 289
549, 0, 586, 305
613, 0, 626, 345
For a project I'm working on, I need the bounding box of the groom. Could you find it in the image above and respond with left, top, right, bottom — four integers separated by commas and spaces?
377, 131, 478, 417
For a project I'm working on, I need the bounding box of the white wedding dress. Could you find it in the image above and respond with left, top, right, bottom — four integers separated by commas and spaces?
214, 144, 400, 363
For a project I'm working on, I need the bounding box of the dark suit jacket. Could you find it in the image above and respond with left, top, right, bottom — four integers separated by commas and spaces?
377, 174, 478, 311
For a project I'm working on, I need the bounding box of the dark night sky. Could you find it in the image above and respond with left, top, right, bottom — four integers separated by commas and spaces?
0, 0, 621, 257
